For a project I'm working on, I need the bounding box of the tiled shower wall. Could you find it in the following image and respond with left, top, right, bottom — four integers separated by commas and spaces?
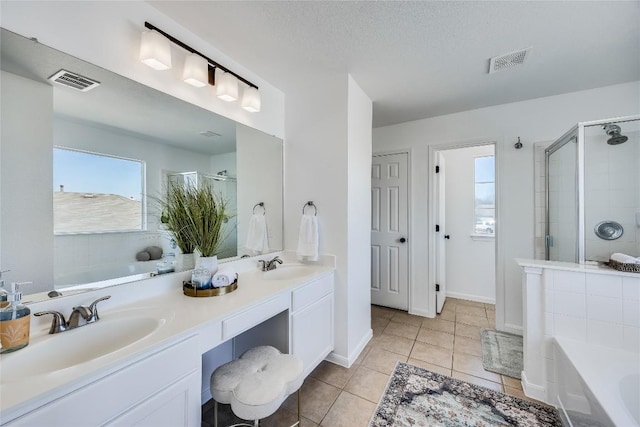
584, 128, 640, 261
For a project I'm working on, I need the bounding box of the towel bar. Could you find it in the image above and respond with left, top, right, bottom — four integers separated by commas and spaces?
252, 202, 265, 215
302, 201, 317, 215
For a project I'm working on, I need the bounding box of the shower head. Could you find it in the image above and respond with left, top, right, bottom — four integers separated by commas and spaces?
603, 124, 628, 145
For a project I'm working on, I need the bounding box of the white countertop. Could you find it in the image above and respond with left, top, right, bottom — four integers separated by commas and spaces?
0, 254, 334, 423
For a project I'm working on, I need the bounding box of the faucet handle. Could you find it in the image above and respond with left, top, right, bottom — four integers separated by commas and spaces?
88, 295, 111, 321
34, 310, 68, 334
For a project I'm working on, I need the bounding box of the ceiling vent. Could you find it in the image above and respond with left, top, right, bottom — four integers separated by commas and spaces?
199, 130, 222, 138
488, 47, 532, 74
48, 69, 100, 92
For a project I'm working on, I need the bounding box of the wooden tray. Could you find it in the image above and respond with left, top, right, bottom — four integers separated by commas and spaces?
183, 280, 238, 297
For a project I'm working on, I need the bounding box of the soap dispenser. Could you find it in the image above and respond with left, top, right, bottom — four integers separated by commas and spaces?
0, 282, 31, 353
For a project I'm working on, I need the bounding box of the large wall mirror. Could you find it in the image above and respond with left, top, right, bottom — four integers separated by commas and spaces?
0, 28, 283, 302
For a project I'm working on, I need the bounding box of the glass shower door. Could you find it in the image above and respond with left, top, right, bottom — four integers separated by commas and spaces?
546, 133, 578, 262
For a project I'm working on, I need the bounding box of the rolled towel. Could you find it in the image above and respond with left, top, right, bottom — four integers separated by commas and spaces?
212, 266, 238, 288
610, 253, 640, 264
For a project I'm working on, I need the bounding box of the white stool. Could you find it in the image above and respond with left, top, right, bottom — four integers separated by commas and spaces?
210, 346, 304, 427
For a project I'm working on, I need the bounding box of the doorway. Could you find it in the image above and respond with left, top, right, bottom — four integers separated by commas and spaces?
371, 152, 410, 310
432, 143, 497, 314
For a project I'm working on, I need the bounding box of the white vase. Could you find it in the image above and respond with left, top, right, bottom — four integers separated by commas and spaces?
197, 255, 219, 276
176, 253, 195, 271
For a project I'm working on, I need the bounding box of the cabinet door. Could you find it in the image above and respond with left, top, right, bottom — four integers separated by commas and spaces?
291, 294, 333, 377
104, 371, 200, 427
5, 337, 200, 427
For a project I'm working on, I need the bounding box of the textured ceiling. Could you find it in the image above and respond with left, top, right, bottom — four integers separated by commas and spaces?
149, 1, 640, 127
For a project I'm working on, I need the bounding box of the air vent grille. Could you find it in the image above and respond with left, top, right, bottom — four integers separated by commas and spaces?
48, 69, 100, 92
199, 131, 222, 138
489, 47, 532, 74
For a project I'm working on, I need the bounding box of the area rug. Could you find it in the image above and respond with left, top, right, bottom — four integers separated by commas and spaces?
480, 329, 523, 379
370, 362, 561, 427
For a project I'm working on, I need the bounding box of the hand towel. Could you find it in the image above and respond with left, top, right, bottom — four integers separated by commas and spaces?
245, 213, 269, 255
296, 213, 318, 262
212, 266, 238, 288
610, 253, 640, 264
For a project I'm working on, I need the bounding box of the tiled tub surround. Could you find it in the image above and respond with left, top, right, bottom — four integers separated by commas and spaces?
518, 259, 640, 405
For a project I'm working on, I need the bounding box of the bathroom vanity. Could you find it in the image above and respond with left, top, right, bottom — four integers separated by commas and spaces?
0, 254, 335, 426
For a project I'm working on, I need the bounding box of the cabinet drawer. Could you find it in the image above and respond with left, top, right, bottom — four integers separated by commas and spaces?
222, 294, 289, 340
292, 274, 334, 312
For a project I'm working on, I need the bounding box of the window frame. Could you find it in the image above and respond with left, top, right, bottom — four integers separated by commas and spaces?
473, 154, 495, 237
53, 146, 147, 235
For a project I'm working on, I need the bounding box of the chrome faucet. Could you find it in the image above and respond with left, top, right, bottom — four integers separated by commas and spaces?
35, 295, 111, 334
258, 256, 283, 271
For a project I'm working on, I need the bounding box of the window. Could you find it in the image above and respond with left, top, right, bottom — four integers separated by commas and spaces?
474, 155, 495, 235
53, 147, 145, 233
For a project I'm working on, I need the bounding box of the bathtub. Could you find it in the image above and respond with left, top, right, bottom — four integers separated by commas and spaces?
554, 337, 639, 427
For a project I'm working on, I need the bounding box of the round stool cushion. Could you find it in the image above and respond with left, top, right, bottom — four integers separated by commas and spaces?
210, 346, 304, 421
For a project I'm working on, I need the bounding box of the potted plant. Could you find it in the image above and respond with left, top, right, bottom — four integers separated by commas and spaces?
184, 183, 230, 276
157, 182, 230, 273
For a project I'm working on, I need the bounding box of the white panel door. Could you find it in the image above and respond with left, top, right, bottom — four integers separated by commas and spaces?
371, 153, 409, 310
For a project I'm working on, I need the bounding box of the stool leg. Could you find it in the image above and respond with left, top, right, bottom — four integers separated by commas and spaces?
213, 400, 218, 427
254, 420, 259, 427
297, 388, 301, 426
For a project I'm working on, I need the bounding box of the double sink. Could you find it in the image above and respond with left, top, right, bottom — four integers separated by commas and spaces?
0, 262, 318, 384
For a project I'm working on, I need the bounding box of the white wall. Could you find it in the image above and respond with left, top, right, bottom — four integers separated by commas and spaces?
373, 80, 640, 333
0, 1, 284, 139
0, 71, 54, 293
346, 75, 373, 358
284, 72, 373, 366
441, 145, 495, 303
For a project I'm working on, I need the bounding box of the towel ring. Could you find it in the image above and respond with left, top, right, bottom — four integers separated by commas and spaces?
253, 202, 265, 215
302, 201, 317, 216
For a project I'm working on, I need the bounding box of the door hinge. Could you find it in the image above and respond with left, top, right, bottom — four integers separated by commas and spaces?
435, 165, 440, 173
435, 284, 440, 292
436, 224, 440, 232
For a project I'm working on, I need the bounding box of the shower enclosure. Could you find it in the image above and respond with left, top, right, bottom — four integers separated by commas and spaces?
545, 115, 640, 263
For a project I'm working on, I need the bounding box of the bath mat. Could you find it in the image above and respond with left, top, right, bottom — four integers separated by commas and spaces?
480, 328, 523, 379
370, 362, 561, 427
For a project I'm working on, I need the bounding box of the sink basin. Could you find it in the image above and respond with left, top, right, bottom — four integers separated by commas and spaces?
263, 265, 315, 281
0, 308, 169, 382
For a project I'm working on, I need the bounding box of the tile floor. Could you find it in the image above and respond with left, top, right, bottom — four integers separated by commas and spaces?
202, 297, 542, 427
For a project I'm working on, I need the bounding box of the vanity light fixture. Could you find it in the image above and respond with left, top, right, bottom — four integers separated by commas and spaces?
139, 29, 172, 71
183, 53, 209, 88
140, 22, 260, 112
215, 68, 239, 102
241, 86, 261, 113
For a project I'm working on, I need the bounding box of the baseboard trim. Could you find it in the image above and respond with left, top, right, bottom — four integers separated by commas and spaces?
521, 371, 549, 404
326, 329, 373, 368
446, 291, 495, 305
